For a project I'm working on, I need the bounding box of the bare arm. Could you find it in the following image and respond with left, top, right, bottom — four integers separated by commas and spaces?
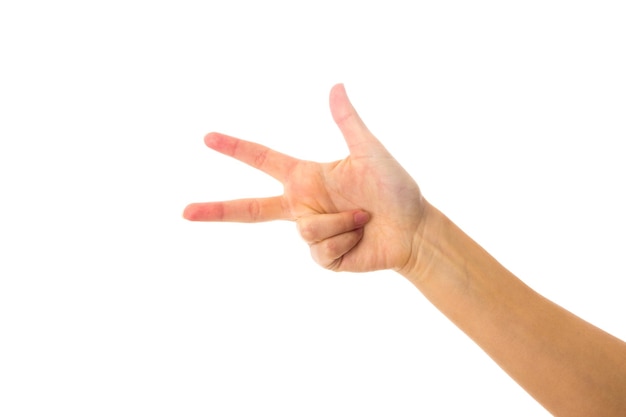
184, 84, 626, 416
403, 203, 626, 416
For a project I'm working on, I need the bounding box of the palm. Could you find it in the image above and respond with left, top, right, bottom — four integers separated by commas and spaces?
184, 84, 424, 272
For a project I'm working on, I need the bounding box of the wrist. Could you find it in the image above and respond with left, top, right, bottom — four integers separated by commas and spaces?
396, 201, 467, 288
394, 199, 435, 281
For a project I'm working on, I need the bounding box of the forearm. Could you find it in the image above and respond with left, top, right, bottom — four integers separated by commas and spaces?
400, 201, 626, 417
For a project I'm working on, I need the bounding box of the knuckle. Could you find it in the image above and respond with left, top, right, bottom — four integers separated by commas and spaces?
323, 238, 339, 258
213, 203, 225, 221
297, 220, 317, 242
253, 148, 269, 168
247, 200, 261, 221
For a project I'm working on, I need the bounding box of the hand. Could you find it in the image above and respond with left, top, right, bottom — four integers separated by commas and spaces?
184, 84, 426, 273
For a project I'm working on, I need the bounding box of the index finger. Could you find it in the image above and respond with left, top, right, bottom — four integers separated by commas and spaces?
204, 132, 298, 182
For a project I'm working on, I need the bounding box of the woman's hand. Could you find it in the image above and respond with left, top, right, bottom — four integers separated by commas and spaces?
184, 84, 426, 273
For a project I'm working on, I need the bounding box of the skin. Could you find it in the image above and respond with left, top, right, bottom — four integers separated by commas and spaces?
184, 84, 626, 416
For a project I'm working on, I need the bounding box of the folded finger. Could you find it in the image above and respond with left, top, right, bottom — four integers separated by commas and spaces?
310, 228, 365, 270
296, 210, 370, 244
183, 196, 288, 222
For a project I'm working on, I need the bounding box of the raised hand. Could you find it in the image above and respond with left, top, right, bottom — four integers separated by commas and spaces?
184, 85, 626, 417
184, 84, 426, 273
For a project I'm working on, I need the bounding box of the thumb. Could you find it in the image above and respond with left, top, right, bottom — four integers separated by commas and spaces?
329, 83, 388, 158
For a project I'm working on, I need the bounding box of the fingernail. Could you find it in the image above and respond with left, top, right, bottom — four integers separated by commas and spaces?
354, 211, 370, 226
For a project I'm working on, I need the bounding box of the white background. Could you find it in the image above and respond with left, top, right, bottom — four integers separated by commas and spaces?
1, 1, 625, 416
